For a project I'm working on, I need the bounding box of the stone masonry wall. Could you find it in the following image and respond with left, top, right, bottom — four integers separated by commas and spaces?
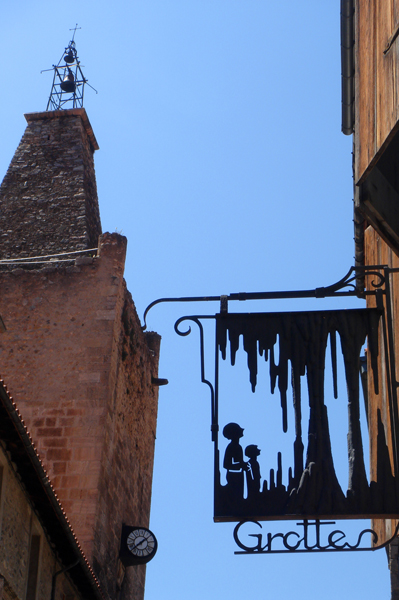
0, 233, 125, 560
0, 446, 84, 600
0, 109, 161, 599
0, 232, 160, 600
92, 289, 160, 600
0, 109, 101, 259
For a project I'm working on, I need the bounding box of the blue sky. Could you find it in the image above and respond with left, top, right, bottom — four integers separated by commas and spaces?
1, 1, 391, 598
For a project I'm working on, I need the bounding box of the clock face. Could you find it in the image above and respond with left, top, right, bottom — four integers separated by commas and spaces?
127, 528, 157, 558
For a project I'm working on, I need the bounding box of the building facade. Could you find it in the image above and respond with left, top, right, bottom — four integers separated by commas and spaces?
0, 108, 161, 599
0, 379, 103, 600
348, 0, 399, 595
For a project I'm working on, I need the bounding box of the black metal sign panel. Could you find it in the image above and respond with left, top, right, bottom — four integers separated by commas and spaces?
212, 308, 399, 522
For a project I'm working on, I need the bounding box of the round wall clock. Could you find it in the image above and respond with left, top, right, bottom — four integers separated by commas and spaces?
120, 525, 158, 566
127, 528, 157, 560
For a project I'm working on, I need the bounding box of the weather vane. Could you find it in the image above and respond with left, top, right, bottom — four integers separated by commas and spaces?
42, 25, 97, 111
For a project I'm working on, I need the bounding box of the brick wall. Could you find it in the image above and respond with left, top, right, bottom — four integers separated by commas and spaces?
0, 107, 160, 600
93, 292, 160, 599
0, 233, 160, 599
0, 446, 84, 600
0, 109, 101, 259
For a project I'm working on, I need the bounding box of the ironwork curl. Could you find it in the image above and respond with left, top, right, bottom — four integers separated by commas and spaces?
174, 317, 192, 337
317, 266, 358, 295
174, 316, 217, 437
361, 268, 386, 290
323, 266, 386, 295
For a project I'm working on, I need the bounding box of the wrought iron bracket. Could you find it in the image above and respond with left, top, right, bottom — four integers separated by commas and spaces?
142, 265, 388, 330
143, 264, 397, 444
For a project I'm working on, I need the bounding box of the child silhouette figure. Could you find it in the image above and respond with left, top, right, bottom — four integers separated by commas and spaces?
245, 444, 261, 499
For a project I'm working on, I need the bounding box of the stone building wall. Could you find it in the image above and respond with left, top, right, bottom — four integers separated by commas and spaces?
93, 290, 160, 599
0, 233, 160, 599
0, 109, 101, 259
0, 445, 84, 600
0, 107, 161, 600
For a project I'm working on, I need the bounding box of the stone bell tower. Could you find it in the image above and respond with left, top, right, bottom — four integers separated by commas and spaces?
0, 106, 160, 600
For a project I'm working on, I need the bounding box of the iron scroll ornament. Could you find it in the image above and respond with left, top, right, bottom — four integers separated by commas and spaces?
144, 267, 399, 527
174, 316, 217, 440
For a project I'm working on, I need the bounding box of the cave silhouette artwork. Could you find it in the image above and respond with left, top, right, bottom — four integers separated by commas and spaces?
213, 308, 399, 521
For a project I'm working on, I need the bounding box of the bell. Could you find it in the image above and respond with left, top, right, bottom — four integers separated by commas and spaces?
60, 70, 75, 93
64, 50, 74, 64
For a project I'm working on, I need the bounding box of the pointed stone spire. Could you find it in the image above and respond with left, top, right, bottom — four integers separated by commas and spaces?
0, 108, 101, 259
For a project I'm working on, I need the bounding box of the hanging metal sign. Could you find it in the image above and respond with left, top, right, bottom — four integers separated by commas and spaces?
143, 266, 399, 551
